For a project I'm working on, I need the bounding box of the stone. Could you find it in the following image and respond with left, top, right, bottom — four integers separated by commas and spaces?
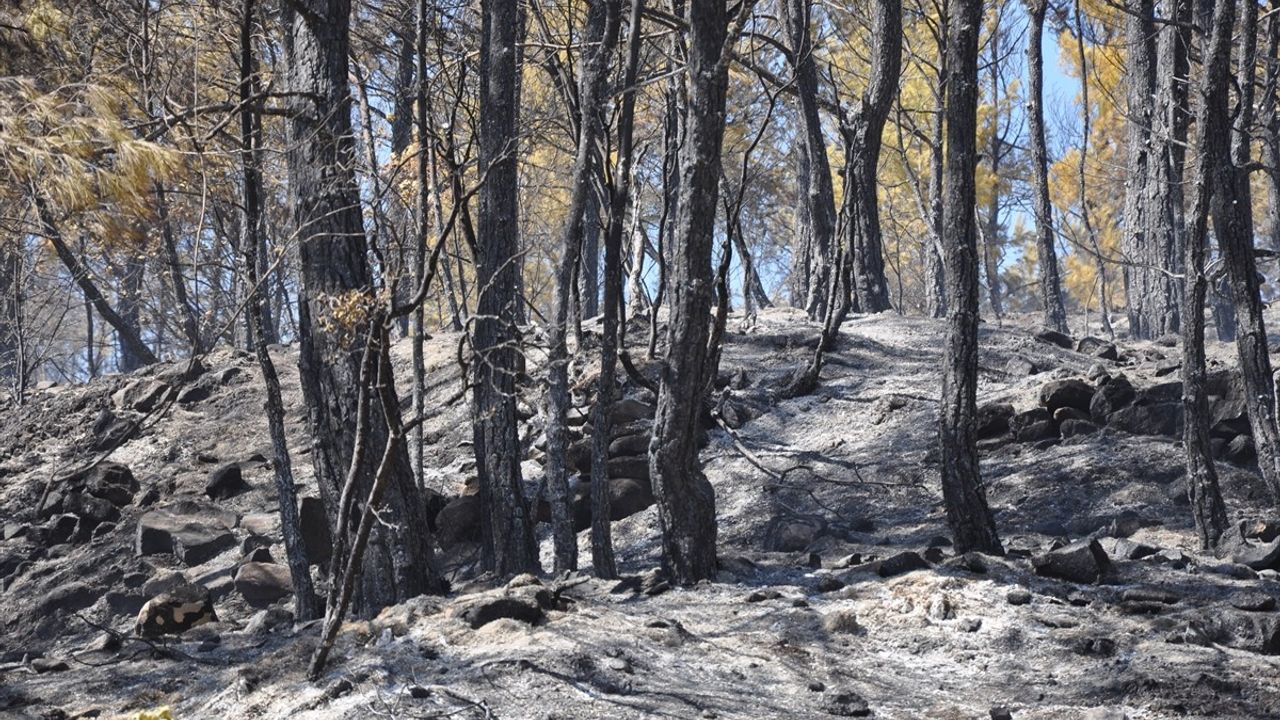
299, 496, 332, 565
768, 516, 826, 552
244, 606, 294, 635
1040, 379, 1094, 413
31, 658, 69, 673
609, 478, 655, 520
44, 513, 79, 545
746, 589, 783, 602
435, 494, 482, 544
815, 575, 846, 593
1108, 402, 1181, 437
234, 562, 293, 605
1005, 357, 1038, 377
239, 513, 277, 537
976, 403, 1015, 439
1032, 539, 1110, 584
135, 584, 217, 637
205, 464, 249, 500
823, 689, 872, 717
1154, 359, 1181, 377
1231, 592, 1277, 612
80, 462, 137, 506
1089, 375, 1136, 420
177, 384, 212, 405
1010, 408, 1056, 442
136, 509, 236, 565
1224, 435, 1256, 465
821, 609, 861, 634
1006, 588, 1032, 606
63, 491, 119, 531
875, 551, 930, 578
112, 379, 172, 413
1230, 535, 1280, 571
608, 431, 651, 457
1035, 329, 1073, 349
458, 595, 546, 630
990, 707, 1014, 720
606, 454, 650, 480
610, 398, 655, 425
1121, 587, 1178, 604
1059, 419, 1100, 438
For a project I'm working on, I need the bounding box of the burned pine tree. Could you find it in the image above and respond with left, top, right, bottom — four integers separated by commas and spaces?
473, 0, 540, 576
1024, 0, 1068, 334
282, 0, 444, 614
938, 0, 1003, 554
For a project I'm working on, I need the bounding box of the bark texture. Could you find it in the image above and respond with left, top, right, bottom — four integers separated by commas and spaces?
1024, 0, 1067, 334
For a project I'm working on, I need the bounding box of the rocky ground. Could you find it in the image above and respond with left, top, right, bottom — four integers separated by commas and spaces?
3, 307, 1280, 719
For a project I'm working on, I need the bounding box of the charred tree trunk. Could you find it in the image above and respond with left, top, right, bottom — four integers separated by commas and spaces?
117, 251, 147, 373
939, 0, 1002, 554
581, 190, 602, 319
546, 0, 622, 573
283, 0, 444, 615
785, 0, 839, 319
1207, 0, 1280, 501
649, 0, 732, 585
240, 1, 319, 617
1262, 0, 1280, 251
475, 0, 539, 575
839, 0, 899, 315
1182, 0, 1231, 548
1121, 0, 1160, 338
1025, 0, 1068, 333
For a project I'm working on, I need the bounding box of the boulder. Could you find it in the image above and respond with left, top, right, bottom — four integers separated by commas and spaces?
234, 562, 293, 605
1231, 592, 1277, 612
610, 398, 655, 425
1224, 435, 1256, 465
112, 379, 171, 414
455, 589, 551, 630
43, 514, 80, 545
607, 454, 649, 480
1032, 539, 1110, 584
135, 584, 217, 637
1108, 402, 1181, 437
1229, 535, 1280, 571
435, 494, 482, 544
1010, 408, 1057, 442
1040, 379, 1094, 413
1035, 329, 1073, 349
768, 515, 826, 552
1090, 375, 1136, 420
609, 478, 654, 520
1077, 337, 1118, 360
62, 491, 119, 531
1059, 419, 1100, 438
608, 431, 651, 457
875, 551, 930, 578
177, 384, 213, 405
136, 509, 235, 565
976, 403, 1015, 439
1005, 356, 1039, 377
205, 464, 249, 500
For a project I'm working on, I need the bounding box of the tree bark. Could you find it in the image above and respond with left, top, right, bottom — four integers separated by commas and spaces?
649, 0, 732, 585
1181, 0, 1231, 548
785, 0, 839, 320
475, 0, 539, 575
1121, 0, 1160, 338
1024, 0, 1068, 333
283, 0, 444, 615
838, 0, 900, 315
546, 0, 622, 573
939, 0, 1002, 554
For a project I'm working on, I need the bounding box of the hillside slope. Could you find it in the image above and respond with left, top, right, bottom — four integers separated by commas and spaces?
3, 309, 1280, 719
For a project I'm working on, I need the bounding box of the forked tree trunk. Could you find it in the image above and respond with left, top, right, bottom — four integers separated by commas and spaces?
283, 0, 444, 615
650, 0, 732, 585
938, 0, 1002, 555
785, 0, 839, 320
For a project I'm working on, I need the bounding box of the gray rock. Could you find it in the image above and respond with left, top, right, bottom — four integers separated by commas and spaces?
136, 509, 236, 565
1089, 375, 1135, 420
1032, 539, 1110, 584
205, 464, 249, 500
135, 584, 217, 637
1230, 592, 1277, 612
1040, 379, 1094, 413
1006, 588, 1032, 606
1034, 329, 1073, 349
1108, 402, 1181, 437
234, 562, 293, 604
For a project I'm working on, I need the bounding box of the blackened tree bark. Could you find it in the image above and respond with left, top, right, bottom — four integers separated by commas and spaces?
926, 11, 948, 319
1140, 0, 1190, 339
590, 0, 647, 579
581, 191, 602, 319
1121, 0, 1160, 338
241, 2, 318, 616
650, 0, 736, 585
1181, 0, 1230, 548
1071, 0, 1115, 339
0, 244, 16, 389
1261, 0, 1280, 250
785, 0, 839, 319
939, 0, 1002, 554
546, 0, 622, 573
283, 0, 444, 615
1204, 0, 1280, 501
475, 0, 539, 575
1025, 0, 1067, 333
838, 0, 899, 315
117, 252, 147, 372
238, 0, 274, 349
